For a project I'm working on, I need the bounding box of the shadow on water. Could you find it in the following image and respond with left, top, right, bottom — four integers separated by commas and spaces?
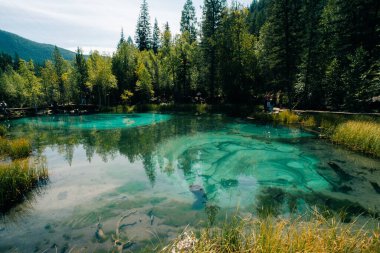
1, 113, 380, 252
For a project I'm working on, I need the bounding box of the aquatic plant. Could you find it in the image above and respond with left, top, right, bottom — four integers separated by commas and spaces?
162, 212, 380, 253
332, 121, 380, 157
0, 159, 48, 211
8, 138, 32, 159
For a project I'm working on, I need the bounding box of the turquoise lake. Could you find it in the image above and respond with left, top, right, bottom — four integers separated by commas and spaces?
1, 113, 380, 252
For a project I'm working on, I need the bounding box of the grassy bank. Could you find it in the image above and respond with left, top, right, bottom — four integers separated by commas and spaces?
0, 159, 48, 210
163, 214, 380, 253
249, 110, 380, 158
332, 121, 380, 156
0, 125, 48, 211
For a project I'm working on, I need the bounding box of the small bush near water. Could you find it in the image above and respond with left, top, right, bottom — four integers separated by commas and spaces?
332, 121, 380, 157
163, 213, 380, 253
0, 159, 48, 211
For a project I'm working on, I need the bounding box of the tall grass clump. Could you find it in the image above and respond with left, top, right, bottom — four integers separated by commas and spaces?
0, 159, 48, 210
332, 121, 380, 157
163, 213, 380, 253
272, 110, 300, 124
8, 138, 32, 159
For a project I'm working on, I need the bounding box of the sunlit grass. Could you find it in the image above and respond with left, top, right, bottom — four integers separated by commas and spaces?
301, 115, 317, 127
0, 158, 48, 210
332, 121, 380, 157
163, 213, 380, 253
8, 138, 32, 160
272, 110, 300, 124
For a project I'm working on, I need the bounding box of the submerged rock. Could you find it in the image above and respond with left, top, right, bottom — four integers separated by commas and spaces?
95, 223, 107, 242
189, 185, 207, 209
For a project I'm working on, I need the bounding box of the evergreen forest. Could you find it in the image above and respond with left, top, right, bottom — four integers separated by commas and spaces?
0, 0, 379, 112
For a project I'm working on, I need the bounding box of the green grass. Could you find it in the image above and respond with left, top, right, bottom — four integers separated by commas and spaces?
163, 213, 380, 253
332, 121, 380, 157
0, 125, 6, 137
0, 159, 48, 211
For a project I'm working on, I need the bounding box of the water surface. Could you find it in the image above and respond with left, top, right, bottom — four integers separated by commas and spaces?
1, 113, 379, 252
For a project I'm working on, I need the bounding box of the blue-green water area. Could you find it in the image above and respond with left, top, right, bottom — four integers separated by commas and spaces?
1, 113, 379, 252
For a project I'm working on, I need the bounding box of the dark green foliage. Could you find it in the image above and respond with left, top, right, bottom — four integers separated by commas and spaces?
135, 0, 152, 51
152, 19, 161, 54
0, 29, 75, 64
0, 52, 13, 72
112, 39, 137, 103
74, 48, 89, 104
217, 6, 258, 104
249, 0, 271, 35
0, 1, 378, 112
260, 0, 304, 106
181, 0, 198, 43
201, 0, 227, 102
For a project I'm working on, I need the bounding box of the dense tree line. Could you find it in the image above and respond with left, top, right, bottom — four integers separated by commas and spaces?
0, 0, 379, 111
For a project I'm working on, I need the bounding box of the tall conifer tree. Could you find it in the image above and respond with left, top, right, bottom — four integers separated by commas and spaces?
135, 0, 152, 51
180, 0, 198, 43
201, 0, 226, 102
152, 19, 161, 54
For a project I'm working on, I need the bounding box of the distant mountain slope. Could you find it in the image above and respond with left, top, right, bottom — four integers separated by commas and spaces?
0, 29, 75, 64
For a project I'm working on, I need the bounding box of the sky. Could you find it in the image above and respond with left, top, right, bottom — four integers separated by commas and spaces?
0, 0, 252, 55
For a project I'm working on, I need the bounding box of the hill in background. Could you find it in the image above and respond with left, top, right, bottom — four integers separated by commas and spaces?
0, 29, 76, 64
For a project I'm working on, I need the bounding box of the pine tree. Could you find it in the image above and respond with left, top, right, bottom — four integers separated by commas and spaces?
201, 0, 227, 102
295, 0, 325, 109
249, 0, 271, 35
74, 48, 89, 104
135, 0, 152, 51
127, 36, 134, 45
180, 0, 198, 43
52, 46, 66, 104
152, 18, 161, 54
119, 28, 126, 47
218, 6, 257, 104
259, 0, 303, 106
162, 22, 172, 53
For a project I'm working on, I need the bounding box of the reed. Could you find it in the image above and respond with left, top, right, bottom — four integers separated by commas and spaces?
332, 120, 380, 157
163, 213, 380, 253
0, 159, 48, 210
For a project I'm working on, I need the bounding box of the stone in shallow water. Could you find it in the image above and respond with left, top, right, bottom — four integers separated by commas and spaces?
189, 185, 207, 209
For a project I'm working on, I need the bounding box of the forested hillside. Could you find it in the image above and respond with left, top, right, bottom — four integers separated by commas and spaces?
0, 0, 379, 111
0, 30, 75, 64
